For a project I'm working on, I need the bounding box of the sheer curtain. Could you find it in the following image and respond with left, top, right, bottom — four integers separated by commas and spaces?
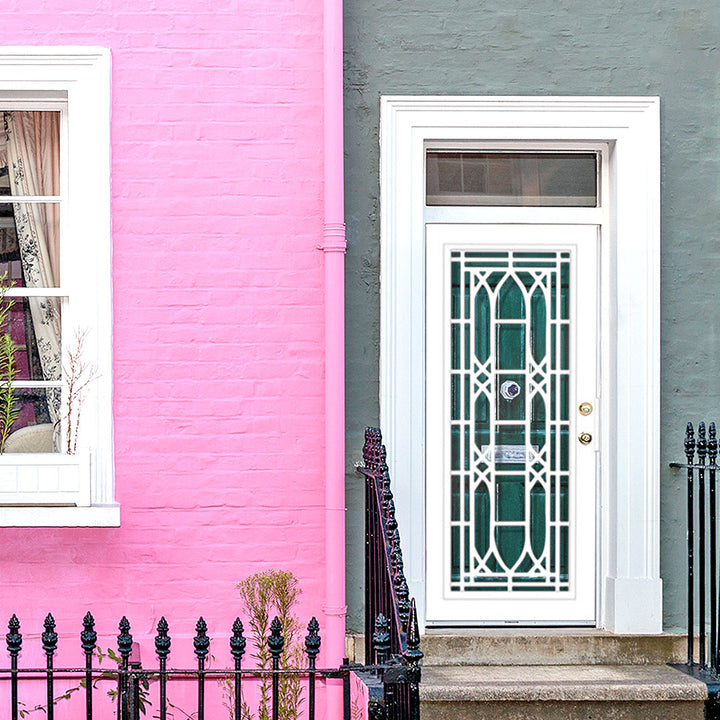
4, 111, 62, 432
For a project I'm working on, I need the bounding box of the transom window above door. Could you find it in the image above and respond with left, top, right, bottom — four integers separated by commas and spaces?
425, 151, 599, 207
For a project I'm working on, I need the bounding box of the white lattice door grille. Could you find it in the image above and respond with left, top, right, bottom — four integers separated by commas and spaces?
426, 224, 598, 624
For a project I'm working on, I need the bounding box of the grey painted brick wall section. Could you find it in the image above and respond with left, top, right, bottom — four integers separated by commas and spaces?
343, 0, 720, 633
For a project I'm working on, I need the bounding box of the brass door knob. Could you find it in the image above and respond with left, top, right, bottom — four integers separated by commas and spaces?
579, 432, 592, 445
579, 402, 593, 416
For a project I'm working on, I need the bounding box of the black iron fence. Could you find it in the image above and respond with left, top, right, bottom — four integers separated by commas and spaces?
356, 427, 422, 720
1, 427, 422, 720
2, 609, 420, 720
2, 612, 338, 720
670, 421, 720, 671
670, 421, 720, 719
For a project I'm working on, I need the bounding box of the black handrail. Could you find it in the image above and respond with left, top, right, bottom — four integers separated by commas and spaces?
356, 427, 422, 720
357, 427, 413, 661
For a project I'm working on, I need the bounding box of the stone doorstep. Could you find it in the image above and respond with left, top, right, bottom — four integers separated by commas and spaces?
420, 664, 707, 703
346, 631, 688, 666
419, 699, 704, 720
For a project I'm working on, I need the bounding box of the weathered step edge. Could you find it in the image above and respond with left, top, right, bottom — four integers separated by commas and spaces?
419, 664, 707, 703
418, 699, 705, 720
347, 631, 688, 666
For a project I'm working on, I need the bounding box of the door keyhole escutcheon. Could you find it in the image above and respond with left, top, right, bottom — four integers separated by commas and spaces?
579, 432, 592, 445
579, 402, 593, 416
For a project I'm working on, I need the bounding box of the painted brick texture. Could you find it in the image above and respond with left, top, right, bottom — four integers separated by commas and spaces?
343, 0, 720, 633
0, 0, 328, 673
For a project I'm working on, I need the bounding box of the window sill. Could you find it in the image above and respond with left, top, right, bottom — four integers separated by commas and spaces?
0, 504, 120, 527
0, 452, 119, 526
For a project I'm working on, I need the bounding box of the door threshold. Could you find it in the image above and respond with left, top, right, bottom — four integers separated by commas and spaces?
425, 621, 597, 629
423, 626, 608, 636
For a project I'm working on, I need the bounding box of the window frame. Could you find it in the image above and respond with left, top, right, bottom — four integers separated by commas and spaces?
0, 48, 116, 527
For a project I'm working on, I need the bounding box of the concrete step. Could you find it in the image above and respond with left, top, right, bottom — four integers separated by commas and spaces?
419, 630, 687, 666
346, 630, 687, 666
420, 664, 707, 719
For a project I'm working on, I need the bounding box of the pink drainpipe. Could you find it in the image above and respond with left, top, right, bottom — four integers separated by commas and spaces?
322, 0, 347, 686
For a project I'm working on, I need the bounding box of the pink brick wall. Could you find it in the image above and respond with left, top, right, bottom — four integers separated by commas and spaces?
0, 0, 329, 694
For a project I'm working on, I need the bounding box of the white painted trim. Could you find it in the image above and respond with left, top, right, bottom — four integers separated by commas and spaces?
0, 504, 119, 527
0, 48, 115, 526
379, 96, 661, 633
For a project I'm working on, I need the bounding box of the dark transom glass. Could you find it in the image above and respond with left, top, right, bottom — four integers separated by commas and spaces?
426, 151, 598, 207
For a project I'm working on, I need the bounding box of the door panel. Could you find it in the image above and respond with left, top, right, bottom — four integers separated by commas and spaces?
426, 224, 598, 624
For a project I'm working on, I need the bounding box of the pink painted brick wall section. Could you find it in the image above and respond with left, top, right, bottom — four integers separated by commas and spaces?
0, 0, 330, 675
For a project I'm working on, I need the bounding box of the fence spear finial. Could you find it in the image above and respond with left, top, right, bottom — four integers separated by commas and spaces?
404, 598, 423, 666
230, 618, 246, 662
709, 423, 717, 464
699, 422, 708, 460
6, 614, 21, 658
305, 617, 321, 661
685, 423, 696, 463
155, 616, 171, 660
373, 614, 390, 665
117, 616, 133, 659
42, 613, 58, 657
193, 617, 210, 660
81, 612, 97, 655
268, 617, 285, 660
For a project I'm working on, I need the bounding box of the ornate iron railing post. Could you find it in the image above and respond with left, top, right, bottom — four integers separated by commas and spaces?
81, 612, 97, 720
710, 423, 718, 670
403, 600, 423, 720
193, 617, 209, 720
155, 617, 171, 720
342, 657, 352, 720
685, 422, 697, 666
42, 613, 58, 720
305, 617, 321, 720
268, 617, 284, 720
699, 423, 708, 668
7, 614, 21, 720
230, 618, 246, 720
117, 616, 133, 720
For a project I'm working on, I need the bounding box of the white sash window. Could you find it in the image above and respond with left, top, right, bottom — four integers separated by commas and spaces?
0, 49, 116, 526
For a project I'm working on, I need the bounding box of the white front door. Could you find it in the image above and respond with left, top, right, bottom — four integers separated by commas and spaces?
425, 223, 598, 624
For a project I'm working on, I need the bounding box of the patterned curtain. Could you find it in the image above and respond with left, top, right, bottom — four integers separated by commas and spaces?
4, 111, 62, 430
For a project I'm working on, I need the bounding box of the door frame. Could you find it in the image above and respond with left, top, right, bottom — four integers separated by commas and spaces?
379, 96, 661, 633
425, 224, 599, 624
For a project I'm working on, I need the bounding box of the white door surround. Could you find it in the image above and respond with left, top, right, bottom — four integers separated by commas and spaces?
379, 97, 661, 633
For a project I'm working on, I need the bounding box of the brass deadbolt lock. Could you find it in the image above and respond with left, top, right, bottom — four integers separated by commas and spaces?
579, 402, 593, 416
579, 432, 593, 445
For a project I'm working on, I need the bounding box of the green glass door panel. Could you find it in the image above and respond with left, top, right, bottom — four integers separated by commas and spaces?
449, 249, 571, 592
